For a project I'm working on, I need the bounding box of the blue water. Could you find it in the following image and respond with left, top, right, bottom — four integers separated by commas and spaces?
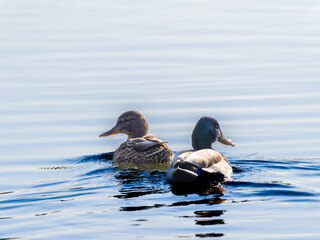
1, 0, 320, 239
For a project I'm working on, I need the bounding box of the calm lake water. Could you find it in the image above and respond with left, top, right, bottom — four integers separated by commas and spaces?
1, 0, 320, 239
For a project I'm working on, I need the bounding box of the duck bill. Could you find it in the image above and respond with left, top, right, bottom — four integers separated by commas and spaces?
218, 132, 235, 147
99, 126, 120, 137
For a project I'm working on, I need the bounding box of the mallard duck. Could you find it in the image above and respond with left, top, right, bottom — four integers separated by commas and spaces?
167, 116, 235, 183
99, 111, 173, 165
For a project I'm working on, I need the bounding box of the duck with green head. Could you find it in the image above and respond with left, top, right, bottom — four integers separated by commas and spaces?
100, 111, 173, 165
167, 116, 235, 183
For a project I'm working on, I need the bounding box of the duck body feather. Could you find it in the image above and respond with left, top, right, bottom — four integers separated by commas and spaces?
114, 135, 173, 164
167, 149, 232, 183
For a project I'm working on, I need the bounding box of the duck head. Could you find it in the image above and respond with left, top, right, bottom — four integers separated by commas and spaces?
191, 116, 235, 150
99, 111, 149, 139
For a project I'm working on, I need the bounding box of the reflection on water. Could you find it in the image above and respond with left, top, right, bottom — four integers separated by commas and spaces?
195, 210, 225, 218
112, 161, 228, 238
195, 233, 224, 238
0, 153, 320, 239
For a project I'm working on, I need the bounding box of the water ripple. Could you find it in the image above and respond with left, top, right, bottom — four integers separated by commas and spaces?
224, 181, 293, 189
253, 189, 317, 197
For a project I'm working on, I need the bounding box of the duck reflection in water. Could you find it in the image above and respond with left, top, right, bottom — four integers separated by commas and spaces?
114, 169, 169, 199
114, 168, 227, 238
172, 180, 227, 238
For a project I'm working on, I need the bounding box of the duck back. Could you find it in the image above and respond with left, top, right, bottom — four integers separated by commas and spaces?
113, 135, 173, 164
167, 149, 232, 183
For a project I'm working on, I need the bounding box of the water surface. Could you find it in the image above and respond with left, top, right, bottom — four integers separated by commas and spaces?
0, 0, 320, 239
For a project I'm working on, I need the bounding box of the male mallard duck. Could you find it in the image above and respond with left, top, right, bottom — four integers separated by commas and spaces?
167, 116, 235, 183
99, 111, 173, 164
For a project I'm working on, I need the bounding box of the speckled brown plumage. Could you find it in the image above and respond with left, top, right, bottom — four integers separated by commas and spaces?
100, 111, 173, 165
113, 135, 173, 164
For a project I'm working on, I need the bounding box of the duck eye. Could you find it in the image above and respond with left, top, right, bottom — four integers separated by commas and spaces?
118, 117, 131, 124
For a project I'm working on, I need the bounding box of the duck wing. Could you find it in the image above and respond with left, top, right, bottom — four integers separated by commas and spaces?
185, 149, 231, 169
133, 139, 168, 152
113, 136, 173, 164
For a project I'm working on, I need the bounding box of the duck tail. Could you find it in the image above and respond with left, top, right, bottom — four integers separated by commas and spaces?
167, 160, 226, 183
167, 161, 200, 183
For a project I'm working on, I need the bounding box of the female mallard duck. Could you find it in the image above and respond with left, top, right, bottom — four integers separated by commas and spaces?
99, 111, 173, 165
167, 116, 235, 183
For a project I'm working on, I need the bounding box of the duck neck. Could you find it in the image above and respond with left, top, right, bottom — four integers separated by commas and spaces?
192, 127, 214, 150
127, 122, 149, 139
127, 129, 147, 139
191, 121, 219, 150
192, 135, 213, 150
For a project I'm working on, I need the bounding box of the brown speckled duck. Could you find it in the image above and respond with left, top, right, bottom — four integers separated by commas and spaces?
99, 111, 173, 165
